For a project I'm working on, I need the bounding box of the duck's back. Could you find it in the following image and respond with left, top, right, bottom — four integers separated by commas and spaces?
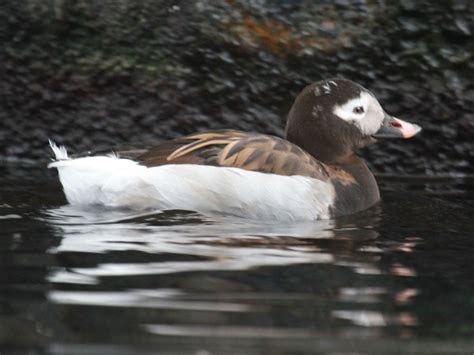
122, 130, 328, 179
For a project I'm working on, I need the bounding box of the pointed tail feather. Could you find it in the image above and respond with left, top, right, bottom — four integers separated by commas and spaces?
48, 140, 69, 168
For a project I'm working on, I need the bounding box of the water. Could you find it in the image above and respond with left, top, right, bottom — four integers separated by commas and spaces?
1, 164, 474, 354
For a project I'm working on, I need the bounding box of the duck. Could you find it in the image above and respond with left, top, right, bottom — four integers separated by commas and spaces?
49, 79, 421, 220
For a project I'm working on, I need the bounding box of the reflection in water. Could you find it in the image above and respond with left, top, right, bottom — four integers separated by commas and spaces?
39, 203, 407, 350
40, 203, 418, 347
2, 170, 474, 354
43, 204, 380, 281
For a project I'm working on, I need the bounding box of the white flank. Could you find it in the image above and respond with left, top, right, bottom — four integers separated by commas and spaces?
48, 144, 335, 221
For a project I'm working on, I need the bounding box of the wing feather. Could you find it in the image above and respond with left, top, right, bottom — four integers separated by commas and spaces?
125, 130, 329, 180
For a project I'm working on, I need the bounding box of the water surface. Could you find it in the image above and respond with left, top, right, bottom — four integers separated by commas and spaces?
1, 164, 474, 354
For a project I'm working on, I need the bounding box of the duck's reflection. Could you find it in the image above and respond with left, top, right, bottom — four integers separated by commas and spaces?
43, 204, 381, 279
41, 203, 421, 345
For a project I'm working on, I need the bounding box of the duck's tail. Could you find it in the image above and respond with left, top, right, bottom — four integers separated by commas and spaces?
46, 140, 154, 208
48, 140, 69, 168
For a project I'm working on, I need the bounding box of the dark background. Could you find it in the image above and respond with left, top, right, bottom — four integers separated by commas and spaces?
1, 0, 472, 174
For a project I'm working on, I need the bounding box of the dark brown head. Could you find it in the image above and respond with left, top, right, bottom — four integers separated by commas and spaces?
285, 79, 421, 164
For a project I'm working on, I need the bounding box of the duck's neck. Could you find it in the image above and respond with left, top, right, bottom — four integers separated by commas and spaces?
330, 154, 380, 216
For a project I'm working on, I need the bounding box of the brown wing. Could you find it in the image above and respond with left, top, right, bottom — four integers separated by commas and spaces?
127, 130, 329, 180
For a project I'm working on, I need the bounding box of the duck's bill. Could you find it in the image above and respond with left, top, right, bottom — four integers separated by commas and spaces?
373, 113, 422, 139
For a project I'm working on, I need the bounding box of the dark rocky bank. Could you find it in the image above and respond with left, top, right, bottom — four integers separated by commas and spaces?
1, 0, 473, 175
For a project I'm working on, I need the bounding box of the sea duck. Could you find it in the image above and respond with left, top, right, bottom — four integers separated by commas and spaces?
49, 79, 421, 220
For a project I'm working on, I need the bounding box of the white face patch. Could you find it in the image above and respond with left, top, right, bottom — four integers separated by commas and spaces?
332, 92, 385, 136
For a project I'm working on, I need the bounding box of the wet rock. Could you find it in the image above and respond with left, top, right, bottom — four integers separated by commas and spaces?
0, 0, 473, 175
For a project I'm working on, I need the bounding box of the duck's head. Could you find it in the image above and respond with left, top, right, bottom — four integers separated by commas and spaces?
285, 79, 422, 164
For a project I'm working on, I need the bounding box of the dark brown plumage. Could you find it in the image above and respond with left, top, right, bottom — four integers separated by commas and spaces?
129, 130, 330, 181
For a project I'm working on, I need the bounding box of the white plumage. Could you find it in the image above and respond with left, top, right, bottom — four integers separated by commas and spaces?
48, 142, 335, 221
332, 92, 384, 136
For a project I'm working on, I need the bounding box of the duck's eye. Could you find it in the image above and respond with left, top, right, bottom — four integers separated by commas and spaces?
353, 106, 364, 114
